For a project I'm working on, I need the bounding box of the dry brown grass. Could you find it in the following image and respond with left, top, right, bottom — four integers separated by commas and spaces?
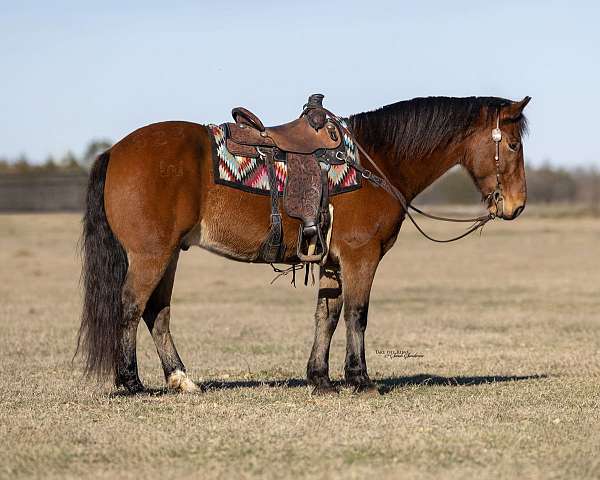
1, 212, 599, 479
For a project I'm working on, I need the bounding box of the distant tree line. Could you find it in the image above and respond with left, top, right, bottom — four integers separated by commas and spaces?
0, 139, 598, 209
0, 139, 112, 175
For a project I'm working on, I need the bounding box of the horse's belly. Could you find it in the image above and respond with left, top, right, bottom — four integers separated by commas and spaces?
182, 218, 261, 262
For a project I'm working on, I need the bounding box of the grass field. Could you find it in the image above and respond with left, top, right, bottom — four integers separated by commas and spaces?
1, 212, 599, 479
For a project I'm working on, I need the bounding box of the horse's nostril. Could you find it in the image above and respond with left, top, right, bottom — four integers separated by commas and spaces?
512, 205, 525, 219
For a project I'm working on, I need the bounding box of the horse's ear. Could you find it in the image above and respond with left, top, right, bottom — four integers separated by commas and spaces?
505, 96, 531, 119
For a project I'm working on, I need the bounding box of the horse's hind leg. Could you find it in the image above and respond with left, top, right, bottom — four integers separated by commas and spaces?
142, 251, 198, 392
116, 252, 174, 393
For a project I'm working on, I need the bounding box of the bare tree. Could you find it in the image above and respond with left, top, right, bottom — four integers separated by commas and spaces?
82, 139, 112, 169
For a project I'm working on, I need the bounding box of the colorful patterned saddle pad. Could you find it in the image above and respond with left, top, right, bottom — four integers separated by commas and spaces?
209, 122, 361, 196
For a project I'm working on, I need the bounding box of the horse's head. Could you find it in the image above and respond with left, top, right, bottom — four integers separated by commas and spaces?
463, 97, 531, 220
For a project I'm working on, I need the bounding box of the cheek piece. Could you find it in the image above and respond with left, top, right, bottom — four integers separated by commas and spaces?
487, 112, 504, 218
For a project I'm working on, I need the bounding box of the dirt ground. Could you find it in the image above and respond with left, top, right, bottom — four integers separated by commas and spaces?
1, 212, 599, 479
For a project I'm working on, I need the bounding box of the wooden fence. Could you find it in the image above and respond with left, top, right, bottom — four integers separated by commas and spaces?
0, 173, 87, 212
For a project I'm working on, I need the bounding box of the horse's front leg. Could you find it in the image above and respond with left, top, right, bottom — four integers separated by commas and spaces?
341, 247, 381, 393
307, 268, 343, 395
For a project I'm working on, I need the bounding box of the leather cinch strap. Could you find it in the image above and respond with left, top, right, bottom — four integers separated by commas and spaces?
258, 148, 284, 262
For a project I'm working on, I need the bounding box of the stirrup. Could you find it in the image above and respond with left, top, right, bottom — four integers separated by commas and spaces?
296, 224, 327, 263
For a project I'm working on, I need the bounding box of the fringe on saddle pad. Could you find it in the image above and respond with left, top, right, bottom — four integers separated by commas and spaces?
270, 263, 316, 287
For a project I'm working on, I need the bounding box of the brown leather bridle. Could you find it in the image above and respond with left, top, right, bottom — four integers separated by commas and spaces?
323, 107, 507, 243
487, 109, 505, 219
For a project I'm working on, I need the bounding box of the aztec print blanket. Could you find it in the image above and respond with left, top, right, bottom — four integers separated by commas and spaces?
209, 122, 361, 196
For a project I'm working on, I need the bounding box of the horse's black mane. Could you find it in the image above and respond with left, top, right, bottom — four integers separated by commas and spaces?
348, 96, 528, 163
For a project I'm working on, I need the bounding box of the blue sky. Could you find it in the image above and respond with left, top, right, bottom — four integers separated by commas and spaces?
1, 0, 598, 167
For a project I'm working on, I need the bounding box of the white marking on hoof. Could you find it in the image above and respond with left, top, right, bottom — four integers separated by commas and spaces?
167, 370, 199, 393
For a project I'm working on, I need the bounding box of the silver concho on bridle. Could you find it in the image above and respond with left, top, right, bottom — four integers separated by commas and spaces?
488, 111, 504, 218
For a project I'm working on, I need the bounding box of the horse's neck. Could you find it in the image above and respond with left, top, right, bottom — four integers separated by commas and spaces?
397, 145, 463, 201
359, 137, 464, 203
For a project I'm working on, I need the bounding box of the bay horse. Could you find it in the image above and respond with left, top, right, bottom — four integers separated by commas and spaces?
77, 96, 531, 394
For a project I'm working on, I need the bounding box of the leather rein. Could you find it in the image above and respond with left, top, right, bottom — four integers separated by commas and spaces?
323, 107, 506, 243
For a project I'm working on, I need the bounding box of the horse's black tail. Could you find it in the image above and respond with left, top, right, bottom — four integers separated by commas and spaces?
76, 151, 128, 380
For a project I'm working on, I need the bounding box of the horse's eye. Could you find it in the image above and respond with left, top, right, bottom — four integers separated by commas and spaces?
508, 141, 520, 152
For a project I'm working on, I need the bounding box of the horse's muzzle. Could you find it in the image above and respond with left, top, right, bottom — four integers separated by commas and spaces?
498, 203, 526, 220
502, 204, 525, 220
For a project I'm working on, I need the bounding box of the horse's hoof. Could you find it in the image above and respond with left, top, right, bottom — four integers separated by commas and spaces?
167, 370, 199, 393
117, 377, 145, 395
311, 384, 339, 396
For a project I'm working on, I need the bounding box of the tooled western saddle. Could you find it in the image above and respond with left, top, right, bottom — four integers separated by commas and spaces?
225, 94, 348, 264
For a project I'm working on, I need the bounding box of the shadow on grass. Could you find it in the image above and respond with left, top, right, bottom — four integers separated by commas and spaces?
375, 373, 549, 394
108, 378, 307, 397
110, 373, 548, 397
